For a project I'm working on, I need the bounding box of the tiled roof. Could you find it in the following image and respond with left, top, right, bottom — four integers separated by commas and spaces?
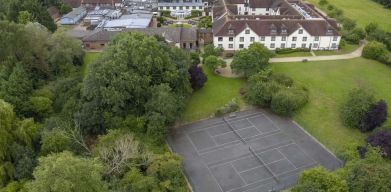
63, 0, 82, 8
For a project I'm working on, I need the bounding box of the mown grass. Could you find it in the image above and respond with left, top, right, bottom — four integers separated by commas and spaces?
314, 43, 359, 56
306, 0, 391, 31
181, 66, 246, 123
274, 51, 313, 58
273, 58, 391, 154
81, 52, 101, 77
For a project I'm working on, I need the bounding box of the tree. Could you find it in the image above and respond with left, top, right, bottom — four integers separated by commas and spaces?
188, 65, 207, 90
365, 22, 379, 34
362, 41, 388, 60
202, 44, 223, 60
204, 55, 225, 71
366, 130, 391, 159
341, 18, 356, 31
40, 127, 72, 155
17, 11, 35, 24
190, 52, 200, 66
340, 88, 375, 129
29, 96, 53, 119
292, 166, 348, 192
81, 33, 191, 135
360, 100, 388, 132
59, 3, 72, 15
197, 16, 212, 29
343, 28, 366, 44
121, 168, 157, 192
231, 43, 274, 77
245, 69, 281, 106
26, 151, 107, 192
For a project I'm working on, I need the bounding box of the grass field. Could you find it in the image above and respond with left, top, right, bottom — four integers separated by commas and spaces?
81, 52, 101, 77
274, 51, 313, 58
314, 43, 359, 56
306, 0, 391, 31
181, 66, 246, 123
273, 58, 391, 154
168, 23, 193, 28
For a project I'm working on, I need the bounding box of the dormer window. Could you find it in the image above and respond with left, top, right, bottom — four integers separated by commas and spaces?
298, 29, 303, 34
245, 29, 250, 34
228, 30, 234, 35
271, 29, 277, 34
281, 29, 287, 33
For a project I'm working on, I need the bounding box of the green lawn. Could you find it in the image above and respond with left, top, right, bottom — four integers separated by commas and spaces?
180, 66, 246, 123
273, 58, 391, 155
168, 23, 193, 28
81, 52, 101, 77
274, 51, 313, 58
306, 0, 391, 31
314, 43, 359, 56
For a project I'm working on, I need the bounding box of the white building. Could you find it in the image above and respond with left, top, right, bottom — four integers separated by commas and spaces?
212, 0, 341, 51
158, 0, 208, 12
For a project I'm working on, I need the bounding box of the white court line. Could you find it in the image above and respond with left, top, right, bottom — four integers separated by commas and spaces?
203, 161, 224, 192
262, 114, 282, 132
185, 134, 202, 156
276, 148, 298, 169
247, 117, 263, 134
230, 162, 247, 186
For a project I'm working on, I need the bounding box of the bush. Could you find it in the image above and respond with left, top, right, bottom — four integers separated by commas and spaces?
270, 87, 309, 117
341, 18, 356, 31
204, 55, 225, 71
340, 88, 375, 129
343, 28, 366, 44
292, 166, 348, 192
215, 99, 239, 117
366, 130, 391, 159
362, 41, 389, 60
188, 65, 207, 90
319, 0, 328, 6
190, 52, 200, 66
365, 22, 379, 34
360, 100, 388, 132
275, 48, 310, 54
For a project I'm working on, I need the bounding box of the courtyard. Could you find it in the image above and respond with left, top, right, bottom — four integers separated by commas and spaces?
168, 110, 342, 192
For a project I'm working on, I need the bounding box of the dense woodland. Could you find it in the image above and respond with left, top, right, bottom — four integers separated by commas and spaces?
0, 19, 192, 191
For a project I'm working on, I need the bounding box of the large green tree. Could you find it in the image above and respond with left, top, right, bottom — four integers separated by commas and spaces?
26, 151, 107, 192
231, 43, 274, 77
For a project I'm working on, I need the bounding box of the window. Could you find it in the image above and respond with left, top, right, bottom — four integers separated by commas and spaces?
281, 36, 286, 41
298, 29, 303, 34
160, 6, 163, 10
100, 44, 105, 47
190, 43, 193, 49
218, 37, 223, 41
250, 37, 255, 42
199, 6, 202, 9
186, 6, 189, 9
183, 43, 186, 48
301, 44, 306, 48
271, 29, 276, 33
315, 36, 319, 41
271, 36, 276, 41
332, 43, 337, 48
281, 43, 285, 48
218, 44, 223, 48
229, 37, 233, 41
260, 36, 265, 41
245, 30, 250, 34
179, 6, 183, 10
292, 37, 297, 41
302, 37, 307, 41
228, 30, 234, 35
173, 6, 176, 10
239, 37, 244, 42
229, 44, 233, 48
192, 6, 196, 9
291, 44, 296, 48
313, 43, 319, 48
270, 43, 275, 48
281, 29, 287, 33
266, 8, 269, 11
333, 36, 338, 41
239, 44, 244, 49
252, 8, 256, 11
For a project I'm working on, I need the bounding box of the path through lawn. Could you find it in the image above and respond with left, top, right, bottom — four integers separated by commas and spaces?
273, 58, 391, 155
181, 66, 246, 123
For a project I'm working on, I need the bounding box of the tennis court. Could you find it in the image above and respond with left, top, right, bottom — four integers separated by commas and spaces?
168, 110, 342, 192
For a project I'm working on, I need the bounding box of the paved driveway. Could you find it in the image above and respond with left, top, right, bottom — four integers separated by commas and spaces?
168, 110, 342, 192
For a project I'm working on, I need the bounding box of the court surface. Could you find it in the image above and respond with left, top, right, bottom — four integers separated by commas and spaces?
168, 109, 342, 192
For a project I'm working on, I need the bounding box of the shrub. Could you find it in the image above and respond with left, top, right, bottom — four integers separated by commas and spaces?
215, 99, 239, 117
292, 166, 348, 192
341, 18, 356, 31
190, 52, 200, 66
188, 65, 207, 90
365, 22, 379, 34
270, 87, 309, 117
327, 4, 335, 10
343, 28, 366, 44
366, 130, 391, 159
319, 0, 328, 6
275, 48, 310, 54
360, 100, 388, 132
340, 88, 375, 129
362, 41, 388, 60
270, 74, 294, 87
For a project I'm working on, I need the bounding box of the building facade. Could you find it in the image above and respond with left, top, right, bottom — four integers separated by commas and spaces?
212, 0, 341, 51
158, 0, 207, 12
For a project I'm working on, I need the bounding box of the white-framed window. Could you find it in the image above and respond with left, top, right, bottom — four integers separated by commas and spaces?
333, 36, 338, 41
281, 29, 287, 33
228, 30, 234, 35
302, 37, 307, 41
266, 8, 269, 11
186, 6, 189, 9
298, 29, 303, 34
239, 37, 244, 42
291, 44, 296, 48
281, 36, 286, 41
271, 36, 276, 41
313, 43, 319, 48
239, 44, 244, 49
332, 43, 337, 48
260, 36, 265, 41
270, 43, 275, 48
229, 44, 233, 48
315, 36, 319, 41
192, 6, 196, 9
292, 37, 297, 41
199, 6, 202, 9
218, 37, 223, 41
245, 29, 250, 34
250, 37, 255, 42
229, 37, 233, 41
301, 44, 306, 48
281, 43, 285, 48
173, 6, 176, 10
218, 44, 223, 48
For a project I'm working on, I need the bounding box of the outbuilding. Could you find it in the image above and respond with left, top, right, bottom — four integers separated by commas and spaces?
60, 7, 87, 25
